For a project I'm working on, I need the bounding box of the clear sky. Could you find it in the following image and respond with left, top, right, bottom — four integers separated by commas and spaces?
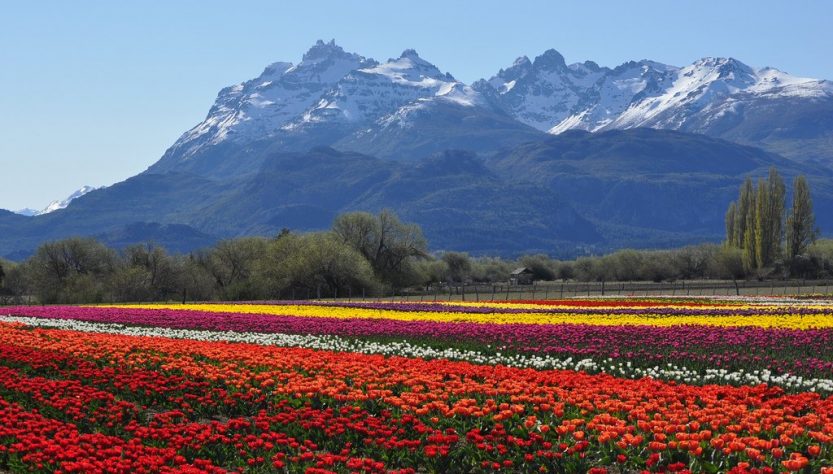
1, 0, 831, 211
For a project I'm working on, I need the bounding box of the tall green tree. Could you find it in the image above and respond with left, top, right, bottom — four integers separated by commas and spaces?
725, 169, 785, 273
766, 167, 786, 261
734, 178, 755, 248
754, 178, 770, 270
786, 175, 818, 259
725, 201, 737, 246
742, 197, 757, 273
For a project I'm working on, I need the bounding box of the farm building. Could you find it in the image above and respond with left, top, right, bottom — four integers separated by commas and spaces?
510, 267, 535, 285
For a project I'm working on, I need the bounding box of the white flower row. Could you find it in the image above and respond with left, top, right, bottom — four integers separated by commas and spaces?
3, 315, 832, 394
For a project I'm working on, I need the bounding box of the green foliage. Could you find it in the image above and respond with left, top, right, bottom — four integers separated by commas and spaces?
519, 254, 557, 281
441, 252, 472, 283
332, 209, 428, 289
725, 168, 786, 274
258, 232, 379, 298
786, 175, 819, 260
469, 257, 513, 283
711, 246, 746, 280
110, 244, 182, 302
176, 254, 216, 302
26, 237, 117, 303
201, 237, 270, 300
573, 257, 604, 282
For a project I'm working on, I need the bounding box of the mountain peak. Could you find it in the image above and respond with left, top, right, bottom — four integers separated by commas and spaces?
387, 48, 442, 73
691, 56, 753, 75
533, 49, 567, 69
400, 48, 420, 59
301, 39, 347, 62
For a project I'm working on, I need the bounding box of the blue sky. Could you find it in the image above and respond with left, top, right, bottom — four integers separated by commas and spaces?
1, 0, 831, 210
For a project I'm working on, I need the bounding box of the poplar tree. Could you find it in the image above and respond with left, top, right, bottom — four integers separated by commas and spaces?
725, 202, 737, 245
786, 175, 818, 259
754, 178, 769, 270
736, 178, 755, 247
742, 201, 757, 273
766, 167, 786, 261
725, 168, 786, 273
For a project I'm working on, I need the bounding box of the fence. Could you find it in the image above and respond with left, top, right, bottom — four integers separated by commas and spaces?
317, 279, 833, 302
5, 279, 832, 306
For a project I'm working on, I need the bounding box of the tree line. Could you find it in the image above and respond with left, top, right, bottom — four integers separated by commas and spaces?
0, 195, 829, 305
724, 168, 818, 277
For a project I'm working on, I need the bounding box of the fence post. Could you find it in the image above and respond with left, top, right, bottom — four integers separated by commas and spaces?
560, 283, 564, 299
505, 285, 510, 301
491, 285, 496, 301
531, 283, 536, 300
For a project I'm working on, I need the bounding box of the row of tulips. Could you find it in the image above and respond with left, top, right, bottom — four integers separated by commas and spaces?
0, 322, 831, 473
3, 315, 832, 394
93, 302, 833, 328
6, 303, 833, 380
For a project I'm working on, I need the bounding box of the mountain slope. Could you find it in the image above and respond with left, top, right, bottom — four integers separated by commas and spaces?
3, 129, 832, 259
487, 129, 833, 246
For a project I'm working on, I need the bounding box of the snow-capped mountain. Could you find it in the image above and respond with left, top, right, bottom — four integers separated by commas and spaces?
291, 49, 478, 128
13, 208, 39, 217
15, 186, 100, 216
149, 41, 536, 175
148, 40, 833, 176
481, 53, 833, 132
480, 52, 833, 162
159, 40, 374, 164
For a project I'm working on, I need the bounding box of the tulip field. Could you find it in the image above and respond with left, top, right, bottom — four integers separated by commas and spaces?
1, 297, 833, 473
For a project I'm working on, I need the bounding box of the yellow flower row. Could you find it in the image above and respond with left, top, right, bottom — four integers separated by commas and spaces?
96, 303, 833, 329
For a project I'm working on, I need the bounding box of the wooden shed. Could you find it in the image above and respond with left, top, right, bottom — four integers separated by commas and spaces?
510, 267, 535, 285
